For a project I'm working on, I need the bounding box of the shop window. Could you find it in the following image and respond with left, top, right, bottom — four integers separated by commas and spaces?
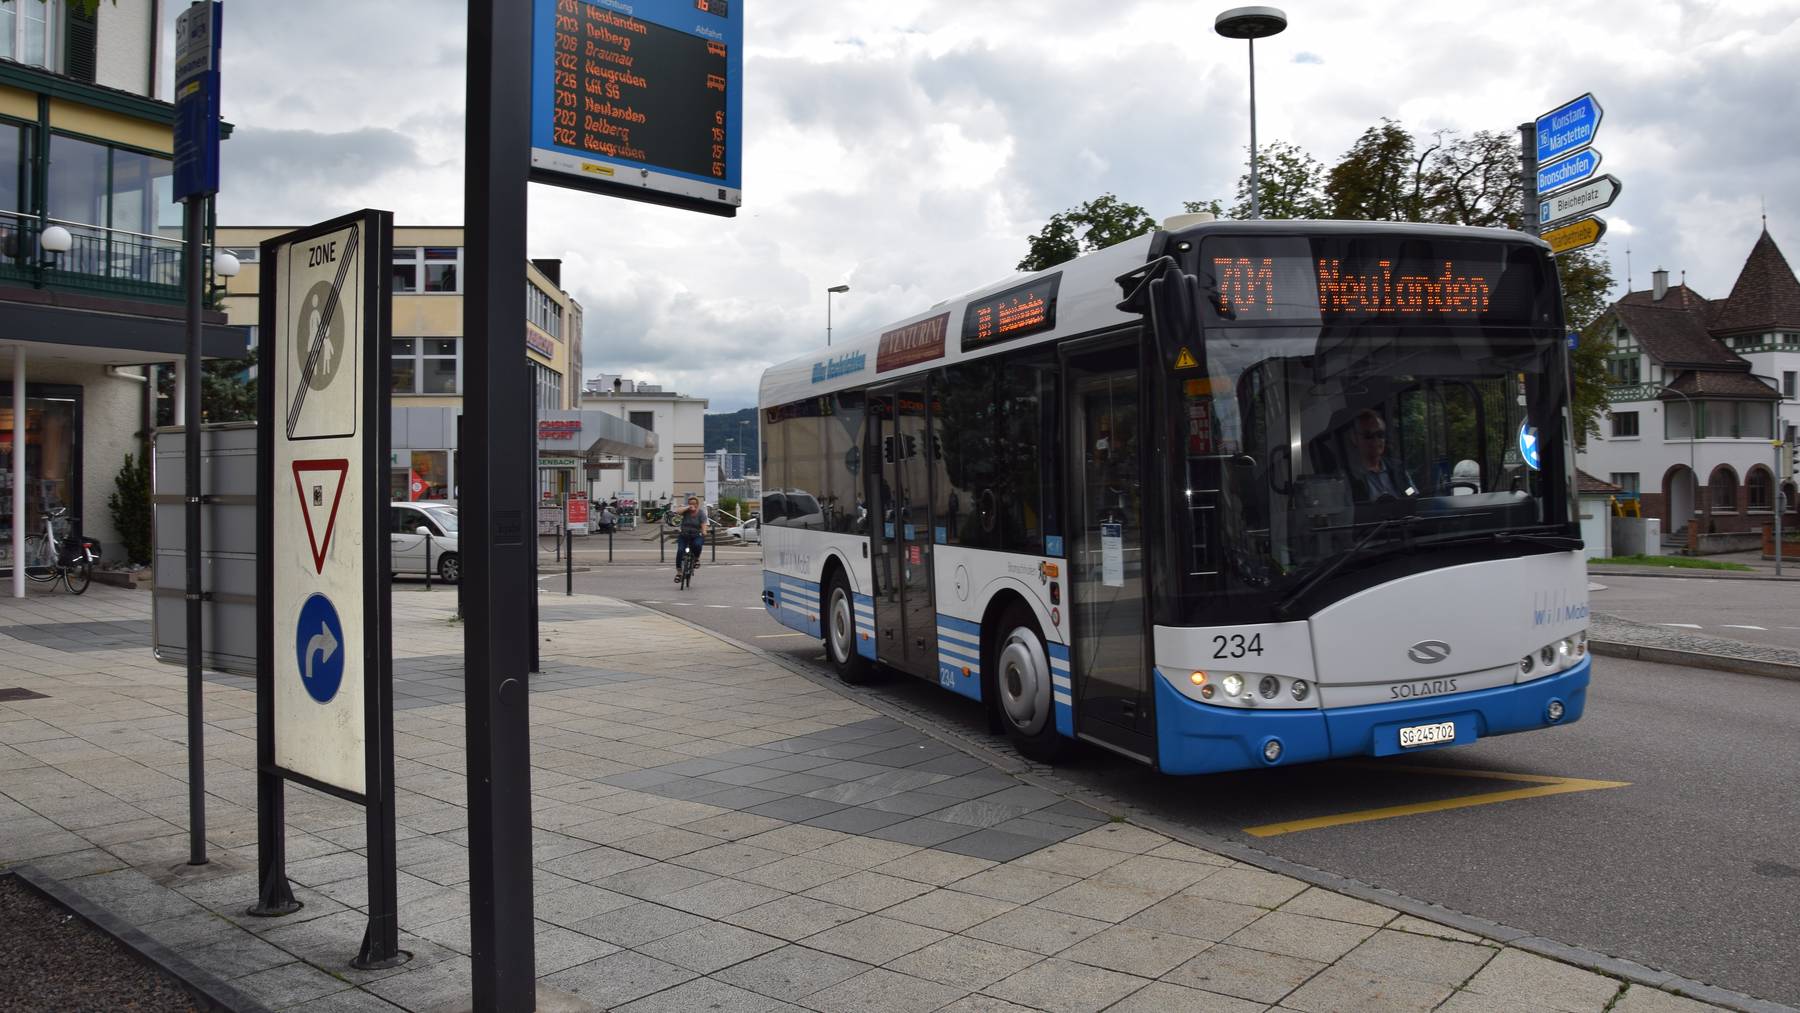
392, 450, 451, 502
0, 385, 81, 572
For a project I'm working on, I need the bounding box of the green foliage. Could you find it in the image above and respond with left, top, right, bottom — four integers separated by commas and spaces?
1016, 194, 1155, 272
716, 495, 745, 523
1326, 119, 1430, 222
157, 347, 257, 425
105, 452, 152, 565
1591, 555, 1753, 572
1229, 140, 1330, 220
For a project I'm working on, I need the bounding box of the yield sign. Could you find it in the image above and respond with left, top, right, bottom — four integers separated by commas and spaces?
293, 459, 349, 574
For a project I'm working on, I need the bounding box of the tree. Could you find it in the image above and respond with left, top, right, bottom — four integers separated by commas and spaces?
1325, 119, 1435, 222
156, 347, 258, 426
1422, 130, 1524, 229
106, 452, 152, 565
1016, 194, 1155, 272
1561, 247, 1619, 444
1229, 140, 1329, 220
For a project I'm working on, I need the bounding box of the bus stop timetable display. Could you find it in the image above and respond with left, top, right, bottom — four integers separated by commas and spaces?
530, 0, 743, 216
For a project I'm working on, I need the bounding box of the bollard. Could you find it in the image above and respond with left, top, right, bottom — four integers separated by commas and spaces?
425, 533, 433, 591
608, 527, 614, 562
660, 530, 666, 563
711, 531, 716, 563
566, 528, 573, 596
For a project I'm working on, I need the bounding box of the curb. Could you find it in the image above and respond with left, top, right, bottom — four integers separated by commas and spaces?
6, 866, 274, 1013
1589, 639, 1800, 682
1590, 568, 1800, 582
634, 599, 1794, 1013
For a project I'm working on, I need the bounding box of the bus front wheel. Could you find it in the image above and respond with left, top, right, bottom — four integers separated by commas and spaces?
991, 606, 1069, 764
825, 573, 872, 684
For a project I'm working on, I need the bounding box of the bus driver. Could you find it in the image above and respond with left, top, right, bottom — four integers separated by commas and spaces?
1351, 408, 1417, 501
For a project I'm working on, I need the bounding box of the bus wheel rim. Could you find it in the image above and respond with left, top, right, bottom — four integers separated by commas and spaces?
998, 627, 1049, 734
831, 589, 854, 663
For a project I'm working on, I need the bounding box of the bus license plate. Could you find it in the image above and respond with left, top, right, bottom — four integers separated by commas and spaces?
1399, 721, 1456, 748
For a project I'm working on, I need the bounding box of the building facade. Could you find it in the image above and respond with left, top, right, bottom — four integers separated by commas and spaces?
1577, 228, 1800, 543
2, 0, 243, 588
214, 226, 595, 504
581, 374, 708, 505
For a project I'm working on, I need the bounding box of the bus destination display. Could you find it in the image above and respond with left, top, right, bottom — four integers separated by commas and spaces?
530, 0, 743, 216
1201, 238, 1551, 326
961, 274, 1061, 351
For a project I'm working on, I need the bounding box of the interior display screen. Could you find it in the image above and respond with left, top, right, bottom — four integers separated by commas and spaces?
1201, 236, 1555, 327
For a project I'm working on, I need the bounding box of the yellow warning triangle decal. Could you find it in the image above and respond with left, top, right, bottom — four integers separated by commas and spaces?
1174, 346, 1199, 370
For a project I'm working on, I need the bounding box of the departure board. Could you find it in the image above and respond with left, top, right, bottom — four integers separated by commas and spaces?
961, 274, 1061, 351
530, 0, 743, 217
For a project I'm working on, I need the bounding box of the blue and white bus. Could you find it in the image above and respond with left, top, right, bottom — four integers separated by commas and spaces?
757, 217, 1591, 774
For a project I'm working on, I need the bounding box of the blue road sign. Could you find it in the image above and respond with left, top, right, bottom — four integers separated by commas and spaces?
1537, 148, 1602, 197
172, 1, 221, 199
295, 593, 346, 704
1567, 333, 1580, 351
1518, 423, 1542, 472
1536, 93, 1603, 164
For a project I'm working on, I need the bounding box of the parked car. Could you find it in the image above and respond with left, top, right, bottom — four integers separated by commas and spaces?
391, 502, 459, 583
725, 517, 761, 544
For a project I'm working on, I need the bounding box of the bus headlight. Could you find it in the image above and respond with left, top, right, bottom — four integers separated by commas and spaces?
1558, 638, 1575, 662
1290, 679, 1310, 702
1520, 654, 1535, 675
1539, 645, 1557, 668
1259, 675, 1280, 699
1221, 674, 1245, 698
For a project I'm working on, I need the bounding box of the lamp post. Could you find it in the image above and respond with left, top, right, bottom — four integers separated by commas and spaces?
1215, 7, 1287, 220
1652, 384, 1698, 530
826, 284, 849, 346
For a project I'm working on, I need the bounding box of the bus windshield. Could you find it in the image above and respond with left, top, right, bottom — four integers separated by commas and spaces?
1160, 233, 1575, 623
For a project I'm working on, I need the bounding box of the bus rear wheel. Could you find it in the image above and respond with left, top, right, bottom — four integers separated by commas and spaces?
991, 605, 1069, 764
825, 572, 871, 685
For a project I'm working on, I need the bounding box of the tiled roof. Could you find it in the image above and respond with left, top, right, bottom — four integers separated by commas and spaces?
1618, 282, 1710, 313
1709, 229, 1800, 334
1577, 469, 1621, 495
1613, 301, 1743, 367
1659, 369, 1780, 400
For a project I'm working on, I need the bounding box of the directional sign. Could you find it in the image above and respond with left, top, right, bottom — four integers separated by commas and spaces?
1540, 174, 1622, 228
1537, 148, 1602, 197
172, 1, 221, 199
1519, 423, 1542, 472
295, 593, 346, 704
1543, 216, 1607, 257
1536, 93, 1603, 164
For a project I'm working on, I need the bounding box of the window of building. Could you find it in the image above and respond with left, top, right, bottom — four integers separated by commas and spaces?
1748, 468, 1774, 511
391, 450, 452, 502
1733, 401, 1774, 440
1785, 372, 1796, 399
44, 134, 180, 284
1709, 465, 1738, 513
628, 410, 655, 482
220, 246, 260, 264
533, 361, 562, 410
1, 120, 28, 216
0, 0, 56, 70
1610, 411, 1639, 438
391, 247, 462, 294
391, 338, 461, 395
527, 282, 562, 339
1609, 473, 1640, 496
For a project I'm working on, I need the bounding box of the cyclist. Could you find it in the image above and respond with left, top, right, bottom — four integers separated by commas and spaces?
673, 495, 709, 583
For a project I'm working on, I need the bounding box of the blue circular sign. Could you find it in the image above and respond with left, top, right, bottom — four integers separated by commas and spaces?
1518, 422, 1542, 472
294, 593, 346, 704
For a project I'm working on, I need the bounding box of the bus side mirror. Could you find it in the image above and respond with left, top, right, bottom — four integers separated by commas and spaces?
1116, 255, 1202, 368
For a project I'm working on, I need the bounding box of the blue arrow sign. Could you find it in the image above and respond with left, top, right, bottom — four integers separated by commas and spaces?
1536, 93, 1603, 163
1537, 148, 1602, 197
1518, 422, 1542, 472
295, 593, 346, 704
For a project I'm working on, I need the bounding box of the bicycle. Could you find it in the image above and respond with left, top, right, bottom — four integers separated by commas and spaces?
21, 507, 96, 595
675, 539, 698, 589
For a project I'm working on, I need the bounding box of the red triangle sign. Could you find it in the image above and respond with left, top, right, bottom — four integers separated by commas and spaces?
293, 459, 350, 575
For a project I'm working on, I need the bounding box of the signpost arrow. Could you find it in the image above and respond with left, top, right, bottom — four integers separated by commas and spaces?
1543, 216, 1608, 257
303, 622, 339, 685
1536, 92, 1603, 164
1537, 148, 1602, 197
1540, 174, 1622, 228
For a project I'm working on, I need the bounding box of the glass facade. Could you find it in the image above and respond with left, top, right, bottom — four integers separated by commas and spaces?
0, 385, 81, 573
391, 449, 452, 502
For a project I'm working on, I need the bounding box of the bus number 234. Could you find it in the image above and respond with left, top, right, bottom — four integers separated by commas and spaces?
1212, 633, 1264, 659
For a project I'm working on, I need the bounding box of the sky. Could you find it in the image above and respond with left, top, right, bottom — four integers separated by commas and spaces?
174, 1, 1800, 412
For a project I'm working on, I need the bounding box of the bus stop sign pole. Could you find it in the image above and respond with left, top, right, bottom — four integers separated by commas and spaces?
464, 0, 537, 1007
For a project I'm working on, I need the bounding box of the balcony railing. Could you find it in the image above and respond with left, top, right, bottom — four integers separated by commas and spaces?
0, 211, 192, 303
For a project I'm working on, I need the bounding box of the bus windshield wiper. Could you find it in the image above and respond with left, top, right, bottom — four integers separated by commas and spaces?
1427, 528, 1584, 551
1274, 516, 1409, 620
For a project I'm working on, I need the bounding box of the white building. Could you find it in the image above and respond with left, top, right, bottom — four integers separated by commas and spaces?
1576, 228, 1800, 548
580, 374, 708, 505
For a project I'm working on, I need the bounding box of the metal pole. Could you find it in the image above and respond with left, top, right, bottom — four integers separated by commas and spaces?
424, 532, 433, 591
565, 528, 572, 596
1519, 123, 1541, 237
1247, 38, 1260, 220
11, 346, 23, 599
183, 193, 207, 867
608, 526, 613, 562
826, 289, 832, 346
463, 0, 536, 1005
1775, 440, 1784, 576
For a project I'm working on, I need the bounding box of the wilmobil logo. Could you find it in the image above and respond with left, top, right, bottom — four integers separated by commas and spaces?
811, 351, 866, 384
1533, 590, 1590, 628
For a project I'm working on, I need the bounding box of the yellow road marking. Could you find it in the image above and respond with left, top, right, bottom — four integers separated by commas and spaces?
1243, 767, 1629, 838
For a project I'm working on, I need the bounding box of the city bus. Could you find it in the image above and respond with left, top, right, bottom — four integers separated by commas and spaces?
757, 217, 1591, 774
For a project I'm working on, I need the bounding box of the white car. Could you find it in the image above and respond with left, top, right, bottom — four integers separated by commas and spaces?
726, 517, 761, 544
391, 502, 459, 583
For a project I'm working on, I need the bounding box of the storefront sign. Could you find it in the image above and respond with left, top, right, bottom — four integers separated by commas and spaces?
526, 330, 557, 358
567, 493, 590, 526
538, 419, 582, 441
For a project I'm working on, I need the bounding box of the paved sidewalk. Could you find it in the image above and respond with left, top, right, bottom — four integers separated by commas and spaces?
0, 584, 1769, 1013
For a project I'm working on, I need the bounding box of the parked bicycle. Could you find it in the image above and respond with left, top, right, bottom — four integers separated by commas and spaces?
21, 507, 97, 595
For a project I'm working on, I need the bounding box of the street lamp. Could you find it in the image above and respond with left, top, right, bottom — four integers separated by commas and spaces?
1215, 6, 1287, 220
826, 284, 849, 346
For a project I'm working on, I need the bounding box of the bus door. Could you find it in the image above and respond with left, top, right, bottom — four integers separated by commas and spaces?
867, 383, 937, 680
1063, 338, 1153, 755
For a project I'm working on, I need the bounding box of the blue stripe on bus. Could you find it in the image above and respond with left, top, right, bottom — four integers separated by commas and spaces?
854, 591, 876, 659
762, 570, 822, 639
936, 614, 982, 702
1047, 642, 1074, 737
